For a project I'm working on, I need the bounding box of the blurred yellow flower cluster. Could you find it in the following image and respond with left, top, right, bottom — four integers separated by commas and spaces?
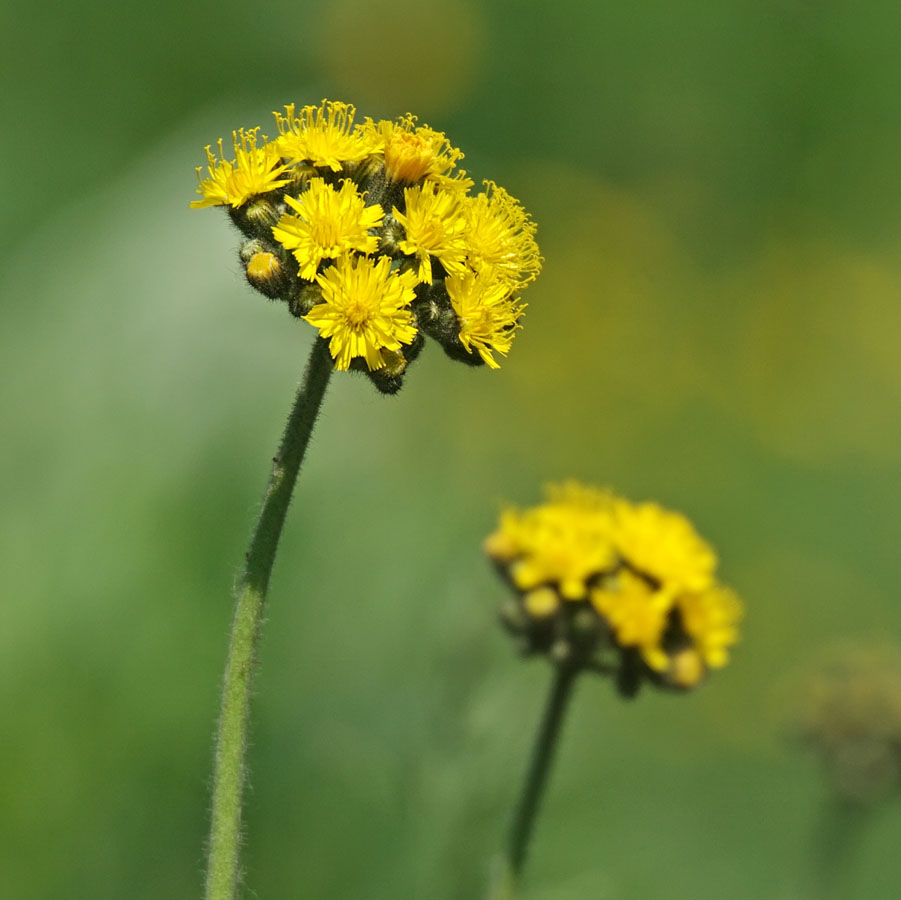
192, 100, 540, 391
485, 482, 742, 693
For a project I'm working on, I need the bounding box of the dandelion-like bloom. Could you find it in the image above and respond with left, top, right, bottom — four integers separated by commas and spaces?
365, 114, 466, 186
486, 482, 743, 694
446, 271, 525, 369
465, 182, 542, 289
272, 178, 383, 280
304, 255, 418, 371
393, 183, 468, 283
191, 129, 291, 209
191, 100, 541, 390
273, 101, 380, 171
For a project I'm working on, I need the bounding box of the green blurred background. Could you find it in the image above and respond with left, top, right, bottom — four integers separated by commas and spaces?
4, 1, 901, 897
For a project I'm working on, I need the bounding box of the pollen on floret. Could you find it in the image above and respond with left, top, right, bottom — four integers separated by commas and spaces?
368, 114, 465, 185
191, 128, 290, 209
464, 182, 542, 290
272, 178, 383, 281
446, 271, 525, 369
393, 182, 469, 283
273, 100, 381, 171
304, 254, 419, 371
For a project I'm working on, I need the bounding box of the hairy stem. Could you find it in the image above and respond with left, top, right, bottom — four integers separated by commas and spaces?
204, 337, 333, 900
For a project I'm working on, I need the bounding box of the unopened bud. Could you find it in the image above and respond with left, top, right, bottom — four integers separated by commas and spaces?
285, 163, 317, 194
245, 251, 288, 299
380, 348, 408, 378
288, 283, 323, 318
665, 648, 706, 690
230, 197, 280, 235
500, 597, 527, 633
379, 217, 406, 256
523, 588, 559, 619
571, 606, 600, 636
550, 639, 572, 664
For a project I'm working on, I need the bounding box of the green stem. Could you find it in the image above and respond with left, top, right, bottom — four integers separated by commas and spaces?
491, 664, 580, 899
809, 798, 870, 900
204, 337, 333, 900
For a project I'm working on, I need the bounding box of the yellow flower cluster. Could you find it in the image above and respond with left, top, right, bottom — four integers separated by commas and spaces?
485, 482, 743, 692
192, 100, 541, 390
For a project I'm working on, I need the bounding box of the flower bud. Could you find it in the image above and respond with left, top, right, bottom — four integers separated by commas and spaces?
523, 588, 559, 619
500, 597, 528, 633
378, 216, 406, 257
664, 647, 706, 690
229, 196, 281, 236
285, 163, 317, 194
245, 251, 289, 299
287, 283, 323, 318
550, 639, 572, 665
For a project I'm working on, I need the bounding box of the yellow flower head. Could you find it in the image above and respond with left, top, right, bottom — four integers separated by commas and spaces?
486, 482, 617, 600
273, 100, 381, 171
191, 128, 290, 209
192, 101, 541, 390
591, 570, 673, 671
305, 255, 418, 371
677, 586, 743, 668
272, 178, 383, 281
393, 183, 469, 283
613, 500, 717, 596
464, 182, 542, 289
446, 271, 525, 369
368, 114, 465, 185
487, 481, 741, 694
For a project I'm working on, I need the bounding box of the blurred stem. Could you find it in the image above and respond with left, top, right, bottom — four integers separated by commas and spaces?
204, 338, 333, 900
490, 664, 580, 899
809, 798, 870, 900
